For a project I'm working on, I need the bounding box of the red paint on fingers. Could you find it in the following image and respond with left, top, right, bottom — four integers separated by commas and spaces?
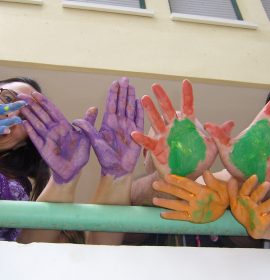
141, 96, 167, 134
131, 131, 157, 151
152, 83, 176, 123
263, 101, 270, 116
182, 80, 194, 117
204, 123, 231, 146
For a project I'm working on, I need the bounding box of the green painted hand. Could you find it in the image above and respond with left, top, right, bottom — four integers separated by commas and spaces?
205, 102, 270, 183
228, 175, 270, 239
153, 171, 229, 223
131, 80, 218, 179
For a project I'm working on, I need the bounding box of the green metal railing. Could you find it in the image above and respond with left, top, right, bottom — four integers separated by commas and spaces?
0, 200, 247, 236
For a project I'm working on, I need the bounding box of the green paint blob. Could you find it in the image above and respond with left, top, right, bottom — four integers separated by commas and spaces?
230, 119, 270, 183
239, 198, 257, 231
192, 193, 214, 223
167, 119, 206, 176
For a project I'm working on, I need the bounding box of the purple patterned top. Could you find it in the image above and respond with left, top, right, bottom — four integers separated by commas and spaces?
0, 173, 30, 241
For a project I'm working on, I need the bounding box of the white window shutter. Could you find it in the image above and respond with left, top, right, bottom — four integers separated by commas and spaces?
169, 0, 241, 20
64, 0, 143, 9
261, 0, 270, 20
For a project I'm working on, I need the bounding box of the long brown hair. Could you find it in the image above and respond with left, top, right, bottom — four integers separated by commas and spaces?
0, 77, 50, 200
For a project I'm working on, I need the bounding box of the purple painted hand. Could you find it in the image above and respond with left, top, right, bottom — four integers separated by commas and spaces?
18, 92, 97, 184
86, 77, 144, 178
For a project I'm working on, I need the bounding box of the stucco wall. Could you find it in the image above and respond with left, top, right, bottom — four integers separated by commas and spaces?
0, 0, 269, 86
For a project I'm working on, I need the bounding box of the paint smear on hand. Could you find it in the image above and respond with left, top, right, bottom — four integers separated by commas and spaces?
192, 193, 214, 223
230, 119, 270, 183
167, 119, 206, 176
239, 198, 257, 231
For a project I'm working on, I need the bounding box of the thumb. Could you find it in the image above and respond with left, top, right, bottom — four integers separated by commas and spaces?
85, 107, 98, 126
204, 122, 232, 146
220, 120, 235, 137
72, 113, 99, 144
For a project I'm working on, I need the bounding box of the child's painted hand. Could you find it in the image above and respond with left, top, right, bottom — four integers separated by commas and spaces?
0, 101, 26, 134
228, 175, 270, 239
85, 77, 144, 178
132, 80, 217, 179
18, 92, 96, 184
205, 101, 270, 183
153, 171, 229, 223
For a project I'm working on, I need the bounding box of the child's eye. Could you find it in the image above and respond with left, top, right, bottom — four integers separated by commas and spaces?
0, 89, 18, 104
5, 96, 13, 103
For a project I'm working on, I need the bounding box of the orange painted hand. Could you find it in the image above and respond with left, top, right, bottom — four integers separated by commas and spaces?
131, 80, 218, 179
228, 175, 270, 239
205, 101, 270, 183
153, 171, 229, 223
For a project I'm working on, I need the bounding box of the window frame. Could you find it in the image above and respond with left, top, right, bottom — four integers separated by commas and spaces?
261, 0, 270, 20
169, 0, 257, 30
62, 0, 154, 17
0, 0, 43, 4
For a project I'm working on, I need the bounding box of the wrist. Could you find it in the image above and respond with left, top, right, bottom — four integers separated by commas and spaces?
52, 170, 80, 185
36, 174, 80, 203
93, 174, 132, 205
131, 171, 160, 206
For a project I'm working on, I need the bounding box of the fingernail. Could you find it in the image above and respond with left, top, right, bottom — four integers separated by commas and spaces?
3, 128, 10, 134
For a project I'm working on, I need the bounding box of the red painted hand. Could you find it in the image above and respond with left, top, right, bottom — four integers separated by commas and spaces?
132, 80, 217, 179
205, 101, 270, 183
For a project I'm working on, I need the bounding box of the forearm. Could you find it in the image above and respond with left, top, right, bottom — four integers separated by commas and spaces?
17, 174, 80, 244
86, 174, 132, 245
131, 171, 162, 206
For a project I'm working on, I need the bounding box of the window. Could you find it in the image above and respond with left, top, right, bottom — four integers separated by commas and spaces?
63, 0, 153, 17
261, 0, 270, 20
169, 0, 242, 20
64, 0, 146, 9
0, 0, 43, 4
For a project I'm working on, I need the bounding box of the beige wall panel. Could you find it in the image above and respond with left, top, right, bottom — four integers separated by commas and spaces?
0, 0, 269, 86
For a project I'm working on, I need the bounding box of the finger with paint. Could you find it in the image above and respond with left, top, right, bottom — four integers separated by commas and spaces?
228, 175, 270, 239
0, 101, 26, 134
205, 100, 270, 183
132, 79, 218, 179
0, 101, 26, 115
152, 171, 229, 223
18, 91, 96, 184
0, 116, 23, 135
86, 77, 144, 178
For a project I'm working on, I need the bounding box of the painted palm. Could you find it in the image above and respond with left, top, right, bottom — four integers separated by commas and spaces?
86, 77, 144, 178
228, 175, 270, 239
19, 92, 97, 184
132, 80, 218, 179
205, 102, 270, 183
153, 172, 229, 223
